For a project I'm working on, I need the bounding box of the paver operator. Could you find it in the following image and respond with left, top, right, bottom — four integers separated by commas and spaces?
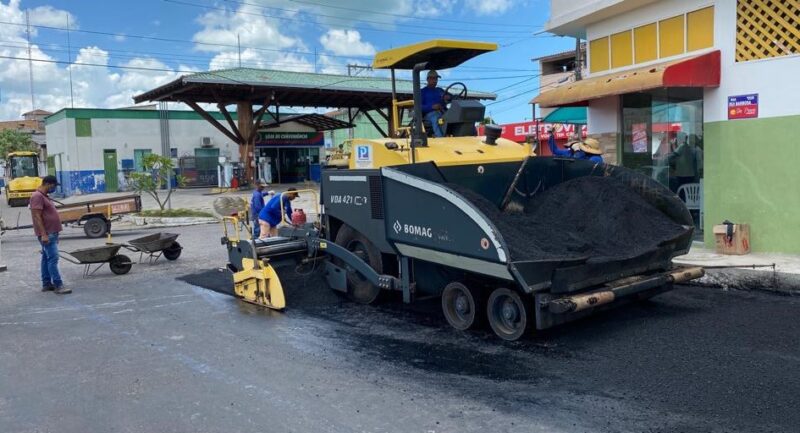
421, 70, 451, 138
258, 188, 299, 239
30, 175, 70, 294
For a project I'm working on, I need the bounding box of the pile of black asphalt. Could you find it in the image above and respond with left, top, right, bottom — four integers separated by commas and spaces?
448, 176, 687, 261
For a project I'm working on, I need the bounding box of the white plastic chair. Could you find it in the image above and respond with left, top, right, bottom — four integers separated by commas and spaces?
677, 182, 702, 228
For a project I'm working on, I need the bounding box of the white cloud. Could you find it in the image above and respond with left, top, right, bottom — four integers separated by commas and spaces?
192, 4, 303, 54
28, 5, 77, 28
465, 0, 515, 15
319, 29, 376, 57
414, 0, 456, 17
0, 2, 193, 118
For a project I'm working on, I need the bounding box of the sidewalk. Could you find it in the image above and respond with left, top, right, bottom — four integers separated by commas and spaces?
675, 242, 800, 294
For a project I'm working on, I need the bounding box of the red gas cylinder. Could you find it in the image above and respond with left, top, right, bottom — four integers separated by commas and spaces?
291, 209, 307, 226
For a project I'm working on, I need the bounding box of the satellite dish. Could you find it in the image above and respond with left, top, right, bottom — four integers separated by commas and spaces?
213, 196, 248, 217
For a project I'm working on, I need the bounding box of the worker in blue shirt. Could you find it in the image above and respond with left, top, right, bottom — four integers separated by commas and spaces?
547, 128, 575, 157
250, 179, 268, 238
421, 70, 451, 137
574, 138, 604, 163
258, 188, 299, 239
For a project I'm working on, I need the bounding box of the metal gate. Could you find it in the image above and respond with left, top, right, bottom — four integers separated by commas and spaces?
178, 156, 218, 187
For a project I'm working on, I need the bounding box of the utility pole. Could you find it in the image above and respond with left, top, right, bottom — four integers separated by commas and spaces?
66, 12, 74, 108
347, 64, 372, 76
314, 47, 318, 73
237, 33, 242, 68
574, 37, 583, 81
25, 10, 35, 110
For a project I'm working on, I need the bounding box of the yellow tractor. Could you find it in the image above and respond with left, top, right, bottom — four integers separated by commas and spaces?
4, 151, 42, 207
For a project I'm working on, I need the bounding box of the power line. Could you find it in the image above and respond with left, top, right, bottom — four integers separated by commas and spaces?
0, 19, 374, 61
222, 0, 535, 35
287, 0, 538, 28
164, 0, 537, 39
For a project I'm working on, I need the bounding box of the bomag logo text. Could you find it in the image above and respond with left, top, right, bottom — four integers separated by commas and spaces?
403, 224, 432, 238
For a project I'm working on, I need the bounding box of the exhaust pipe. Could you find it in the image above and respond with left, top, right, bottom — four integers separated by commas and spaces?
547, 267, 705, 314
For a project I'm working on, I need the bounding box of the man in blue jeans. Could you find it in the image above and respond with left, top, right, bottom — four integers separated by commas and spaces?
30, 175, 69, 294
250, 179, 269, 238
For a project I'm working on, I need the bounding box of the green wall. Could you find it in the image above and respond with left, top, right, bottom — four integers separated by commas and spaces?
704, 115, 800, 253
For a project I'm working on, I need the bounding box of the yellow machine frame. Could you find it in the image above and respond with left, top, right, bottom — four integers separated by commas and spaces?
372, 40, 497, 138
220, 189, 319, 311
221, 216, 286, 310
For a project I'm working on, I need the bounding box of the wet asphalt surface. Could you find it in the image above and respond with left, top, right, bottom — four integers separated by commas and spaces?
1, 224, 798, 433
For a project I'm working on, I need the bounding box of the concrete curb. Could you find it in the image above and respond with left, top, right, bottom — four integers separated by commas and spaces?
684, 267, 800, 296
123, 215, 219, 227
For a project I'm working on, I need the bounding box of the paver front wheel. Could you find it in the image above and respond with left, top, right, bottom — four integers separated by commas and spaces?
109, 254, 132, 275
333, 224, 383, 304
83, 217, 108, 238
442, 282, 484, 331
487, 288, 532, 341
164, 242, 182, 261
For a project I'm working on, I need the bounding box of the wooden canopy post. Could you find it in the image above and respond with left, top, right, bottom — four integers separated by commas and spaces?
237, 102, 254, 184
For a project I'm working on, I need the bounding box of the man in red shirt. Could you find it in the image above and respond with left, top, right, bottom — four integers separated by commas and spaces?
30, 175, 70, 294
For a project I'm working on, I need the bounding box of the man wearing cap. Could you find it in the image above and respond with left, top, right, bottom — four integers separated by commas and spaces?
29, 175, 70, 294
547, 128, 574, 157
258, 187, 299, 239
421, 70, 450, 138
250, 179, 269, 238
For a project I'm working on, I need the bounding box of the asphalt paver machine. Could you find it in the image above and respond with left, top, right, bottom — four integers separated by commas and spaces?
223, 40, 704, 340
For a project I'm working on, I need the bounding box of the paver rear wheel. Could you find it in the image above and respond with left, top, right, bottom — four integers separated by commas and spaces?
83, 217, 108, 238
109, 254, 132, 275
487, 288, 532, 341
334, 224, 383, 304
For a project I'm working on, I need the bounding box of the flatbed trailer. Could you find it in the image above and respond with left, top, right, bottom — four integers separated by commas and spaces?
1, 193, 142, 238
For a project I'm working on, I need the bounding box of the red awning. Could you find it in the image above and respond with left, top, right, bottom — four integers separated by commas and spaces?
533, 50, 720, 107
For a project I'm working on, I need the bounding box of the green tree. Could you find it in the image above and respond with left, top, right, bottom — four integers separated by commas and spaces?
128, 153, 186, 210
0, 129, 36, 156
480, 116, 495, 125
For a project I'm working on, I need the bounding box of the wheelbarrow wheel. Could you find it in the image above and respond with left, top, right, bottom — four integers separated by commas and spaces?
109, 254, 132, 275
163, 242, 182, 261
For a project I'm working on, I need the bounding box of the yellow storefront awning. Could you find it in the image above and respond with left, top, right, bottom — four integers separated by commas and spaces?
533, 50, 720, 107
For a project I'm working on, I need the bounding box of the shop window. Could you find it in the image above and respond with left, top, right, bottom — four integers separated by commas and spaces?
659, 15, 685, 58
736, 0, 799, 62
687, 7, 714, 51
610, 30, 633, 69
621, 88, 704, 229
634, 23, 658, 63
589, 36, 610, 73
75, 118, 92, 137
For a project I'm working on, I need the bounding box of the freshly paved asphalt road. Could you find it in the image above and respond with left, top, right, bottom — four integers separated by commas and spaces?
1, 224, 798, 433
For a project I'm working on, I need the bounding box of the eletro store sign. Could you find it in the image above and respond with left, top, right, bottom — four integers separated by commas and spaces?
256, 131, 324, 147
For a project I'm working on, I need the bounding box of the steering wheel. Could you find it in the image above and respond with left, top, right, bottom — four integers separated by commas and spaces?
444, 82, 468, 101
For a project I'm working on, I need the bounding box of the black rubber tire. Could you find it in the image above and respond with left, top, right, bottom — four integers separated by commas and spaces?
441, 282, 484, 331
83, 217, 108, 238
487, 288, 533, 341
109, 254, 132, 275
333, 224, 383, 304
163, 242, 182, 261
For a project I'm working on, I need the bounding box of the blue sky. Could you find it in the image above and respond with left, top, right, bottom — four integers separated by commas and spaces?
0, 0, 574, 123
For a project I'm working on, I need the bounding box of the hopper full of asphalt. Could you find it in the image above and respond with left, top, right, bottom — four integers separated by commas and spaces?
448, 176, 688, 263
